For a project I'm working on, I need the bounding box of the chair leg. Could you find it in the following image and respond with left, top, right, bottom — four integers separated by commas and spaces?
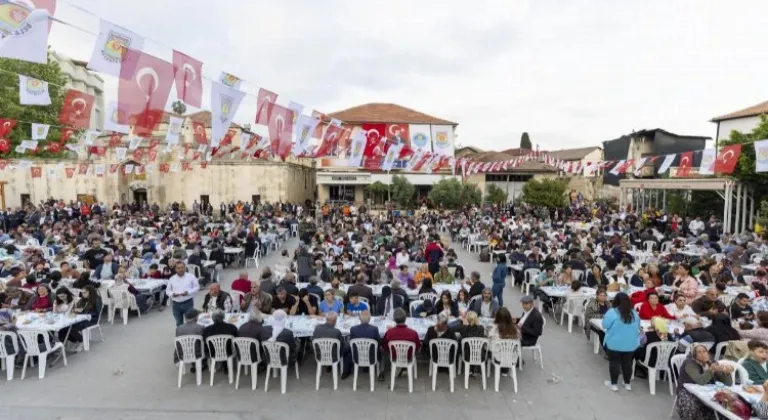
235, 363, 241, 389
295, 363, 300, 379
280, 366, 287, 394
431, 362, 437, 391
480, 363, 486, 390
251, 363, 258, 391
512, 366, 518, 394
408, 365, 413, 393
122, 308, 128, 325
315, 364, 321, 390
227, 359, 233, 384
449, 365, 455, 393
5, 356, 13, 380
332, 364, 338, 390
177, 362, 184, 388
369, 365, 375, 392
390, 365, 395, 391
538, 348, 544, 370
568, 315, 573, 333
631, 360, 636, 381
649, 367, 657, 395
264, 367, 271, 392
195, 360, 202, 386
464, 362, 470, 389
20, 355, 28, 380
38, 354, 47, 379
353, 365, 358, 391
209, 360, 215, 386
494, 365, 500, 392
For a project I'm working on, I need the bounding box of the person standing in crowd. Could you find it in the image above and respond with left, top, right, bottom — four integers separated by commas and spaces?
166, 261, 199, 326
424, 235, 444, 276
491, 254, 508, 307
601, 292, 640, 392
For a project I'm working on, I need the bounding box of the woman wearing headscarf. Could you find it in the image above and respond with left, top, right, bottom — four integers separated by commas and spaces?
268, 310, 297, 365
674, 343, 734, 420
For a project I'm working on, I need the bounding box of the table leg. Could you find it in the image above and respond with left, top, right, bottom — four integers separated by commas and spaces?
48, 326, 73, 367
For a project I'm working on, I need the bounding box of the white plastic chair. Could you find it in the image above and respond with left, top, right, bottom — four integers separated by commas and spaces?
461, 337, 488, 390
350, 338, 379, 392
631, 341, 677, 395
669, 354, 686, 417
0, 331, 19, 380
560, 296, 589, 333
82, 304, 105, 351
174, 335, 204, 388
290, 224, 298, 237
714, 341, 729, 361
719, 360, 751, 385
643, 241, 656, 253
491, 339, 520, 393
388, 340, 417, 393
263, 341, 298, 393
233, 337, 261, 390
571, 270, 584, 283
418, 293, 438, 303
245, 248, 260, 269
718, 295, 736, 308
18, 330, 67, 379
660, 241, 672, 253
205, 335, 235, 386
108, 287, 140, 325
429, 338, 458, 393
467, 234, 479, 253
520, 317, 545, 370
683, 341, 715, 356
230, 290, 245, 313
312, 338, 341, 390
409, 300, 424, 317
523, 269, 540, 295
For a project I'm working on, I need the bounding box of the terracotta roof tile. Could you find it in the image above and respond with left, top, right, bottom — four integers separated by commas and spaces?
711, 101, 768, 122
547, 146, 601, 161
328, 103, 457, 125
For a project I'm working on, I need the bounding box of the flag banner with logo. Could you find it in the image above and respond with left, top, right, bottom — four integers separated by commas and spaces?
210, 81, 245, 147
430, 125, 454, 157
408, 124, 432, 153
30, 123, 49, 140
658, 154, 675, 175
698, 149, 716, 175
0, 0, 56, 64
102, 101, 129, 134
347, 130, 367, 167
87, 19, 145, 77
171, 50, 203, 108
292, 114, 319, 157
165, 115, 183, 145
755, 140, 768, 173
219, 72, 242, 90
18, 75, 51, 105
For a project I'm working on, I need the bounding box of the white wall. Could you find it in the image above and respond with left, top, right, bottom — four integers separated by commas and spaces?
717, 116, 761, 140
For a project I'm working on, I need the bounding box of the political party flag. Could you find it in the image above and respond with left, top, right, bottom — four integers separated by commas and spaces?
219, 72, 242, 89
293, 114, 319, 156
172, 50, 203, 108
210, 82, 245, 147
658, 154, 675, 175
0, 0, 56, 64
103, 101, 130, 134
430, 125, 454, 156
408, 124, 432, 152
30, 123, 49, 140
698, 149, 717, 175
755, 140, 768, 173
347, 130, 367, 167
87, 19, 145, 77
18, 74, 50, 105
59, 89, 94, 129
165, 115, 183, 145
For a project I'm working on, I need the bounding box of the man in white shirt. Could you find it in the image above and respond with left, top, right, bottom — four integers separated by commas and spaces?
166, 261, 200, 326
689, 217, 705, 236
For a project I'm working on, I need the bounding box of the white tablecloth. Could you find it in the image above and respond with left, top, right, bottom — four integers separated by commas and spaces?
294, 282, 463, 298
683, 384, 761, 420
15, 312, 90, 332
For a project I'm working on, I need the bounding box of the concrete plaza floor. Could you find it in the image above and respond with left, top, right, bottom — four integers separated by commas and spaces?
0, 238, 675, 420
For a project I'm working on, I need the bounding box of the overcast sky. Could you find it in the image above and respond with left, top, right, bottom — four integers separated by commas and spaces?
48, 0, 768, 151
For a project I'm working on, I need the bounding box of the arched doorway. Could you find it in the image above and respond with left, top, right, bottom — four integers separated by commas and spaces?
132, 188, 148, 205
116, 160, 147, 205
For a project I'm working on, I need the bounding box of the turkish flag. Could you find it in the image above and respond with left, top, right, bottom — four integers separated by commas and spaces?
267, 104, 295, 160
89, 146, 106, 156
363, 156, 384, 171
148, 149, 158, 162
46, 142, 61, 153
159, 163, 170, 173
362, 123, 386, 157
0, 119, 16, 137
315, 124, 342, 157
78, 163, 89, 175
108, 134, 123, 148
59, 128, 76, 144
336, 127, 352, 155
255, 88, 278, 125
714, 144, 742, 174
677, 152, 693, 177
64, 167, 75, 178
118, 49, 175, 132
172, 50, 203, 108
0, 139, 8, 154
109, 164, 119, 174
59, 90, 95, 129
133, 148, 145, 161
148, 138, 161, 149
30, 167, 42, 178
244, 134, 259, 151
192, 121, 208, 145
221, 129, 236, 147
386, 124, 411, 149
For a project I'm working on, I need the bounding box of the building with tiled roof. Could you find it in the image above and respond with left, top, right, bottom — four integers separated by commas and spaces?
328, 103, 457, 125
711, 100, 768, 141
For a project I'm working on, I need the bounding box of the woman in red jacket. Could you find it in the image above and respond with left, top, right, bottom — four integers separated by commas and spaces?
638, 291, 676, 320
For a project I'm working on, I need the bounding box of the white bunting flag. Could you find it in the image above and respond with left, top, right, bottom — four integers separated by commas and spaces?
128, 137, 142, 150
288, 102, 304, 122
84, 130, 100, 145
103, 101, 131, 134
30, 123, 49, 140
115, 147, 127, 161
609, 160, 626, 176
165, 116, 183, 145
94, 164, 106, 176
293, 114, 320, 156
219, 72, 243, 89
347, 130, 367, 167
0, 1, 55, 64
210, 82, 246, 147
409, 124, 432, 152
632, 158, 648, 176
657, 154, 676, 175
430, 125, 454, 156
19, 140, 38, 150
382, 144, 402, 171
698, 149, 717, 175
329, 118, 342, 127
755, 139, 768, 172
170, 163, 181, 173
16, 160, 32, 169
87, 19, 146, 77
46, 167, 56, 180
124, 164, 134, 175
18, 75, 51, 105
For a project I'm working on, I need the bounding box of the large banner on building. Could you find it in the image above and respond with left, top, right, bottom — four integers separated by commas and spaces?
430, 125, 454, 157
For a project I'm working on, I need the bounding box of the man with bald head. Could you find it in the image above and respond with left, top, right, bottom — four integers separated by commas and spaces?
201, 283, 233, 313
691, 287, 718, 316
312, 312, 350, 379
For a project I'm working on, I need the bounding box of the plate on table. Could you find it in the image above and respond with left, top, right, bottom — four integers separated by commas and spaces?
227, 315, 240, 324
743, 385, 762, 394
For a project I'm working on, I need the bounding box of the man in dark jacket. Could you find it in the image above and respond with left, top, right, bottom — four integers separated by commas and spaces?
202, 310, 238, 359
296, 244, 313, 283
92, 252, 119, 280
347, 274, 374, 304
238, 309, 271, 362
346, 310, 381, 374
312, 312, 349, 378
518, 296, 544, 347
424, 236, 444, 276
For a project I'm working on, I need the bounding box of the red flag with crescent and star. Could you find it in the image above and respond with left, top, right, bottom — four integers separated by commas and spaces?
714, 144, 742, 174
386, 124, 410, 149
192, 121, 208, 145
118, 49, 175, 132
108, 133, 123, 148
172, 50, 203, 108
267, 104, 295, 160
314, 124, 342, 158
59, 90, 94, 129
30, 167, 42, 178
65, 167, 75, 178
255, 88, 278, 126
0, 119, 16, 137
677, 152, 693, 177
361, 123, 386, 158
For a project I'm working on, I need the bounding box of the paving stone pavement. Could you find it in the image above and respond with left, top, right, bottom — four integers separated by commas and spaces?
0, 237, 674, 420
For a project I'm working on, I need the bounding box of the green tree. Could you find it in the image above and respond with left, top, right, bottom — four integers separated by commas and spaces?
390, 175, 415, 208
367, 181, 389, 204
0, 54, 73, 158
171, 100, 187, 115
486, 184, 508, 205
461, 183, 482, 207
428, 178, 463, 209
521, 178, 568, 208
758, 200, 768, 228
520, 132, 532, 149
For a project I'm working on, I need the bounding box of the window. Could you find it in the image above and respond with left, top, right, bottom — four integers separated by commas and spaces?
329, 185, 355, 202
200, 195, 210, 209
252, 195, 261, 206
20, 194, 30, 208
485, 174, 508, 182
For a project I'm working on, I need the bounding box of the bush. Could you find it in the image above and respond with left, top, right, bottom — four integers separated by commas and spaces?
521, 178, 568, 208
429, 178, 463, 209
390, 175, 415, 208
486, 184, 508, 205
